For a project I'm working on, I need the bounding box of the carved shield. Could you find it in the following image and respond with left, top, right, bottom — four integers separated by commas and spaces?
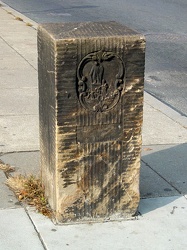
77, 50, 125, 112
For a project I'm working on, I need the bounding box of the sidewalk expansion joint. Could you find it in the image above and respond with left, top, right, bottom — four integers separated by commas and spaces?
141, 159, 182, 195
0, 114, 38, 117
147, 104, 187, 130
0, 150, 39, 157
142, 143, 181, 147
0, 35, 37, 71
144, 91, 187, 129
0, 206, 21, 211
145, 90, 187, 118
24, 205, 47, 250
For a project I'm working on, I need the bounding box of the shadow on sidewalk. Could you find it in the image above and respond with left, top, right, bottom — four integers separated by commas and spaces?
139, 143, 187, 214
1, 144, 187, 216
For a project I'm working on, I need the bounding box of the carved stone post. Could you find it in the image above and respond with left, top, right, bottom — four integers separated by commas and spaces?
38, 22, 145, 223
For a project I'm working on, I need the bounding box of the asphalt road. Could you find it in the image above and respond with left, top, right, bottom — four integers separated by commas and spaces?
2, 0, 187, 116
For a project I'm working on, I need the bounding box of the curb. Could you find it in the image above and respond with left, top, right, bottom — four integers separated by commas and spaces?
1, 0, 186, 130
0, 0, 38, 30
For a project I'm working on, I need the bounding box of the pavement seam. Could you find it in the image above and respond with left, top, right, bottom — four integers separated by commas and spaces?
1, 157, 46, 248
144, 91, 187, 128
145, 101, 187, 130
0, 35, 37, 71
0, 206, 20, 210
0, 87, 38, 90
0, 114, 38, 117
142, 143, 181, 147
0, 150, 39, 157
24, 206, 48, 250
141, 159, 182, 195
0, 152, 39, 158
1, 167, 47, 249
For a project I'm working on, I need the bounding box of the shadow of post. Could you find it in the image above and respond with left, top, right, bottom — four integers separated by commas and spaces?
139, 143, 187, 214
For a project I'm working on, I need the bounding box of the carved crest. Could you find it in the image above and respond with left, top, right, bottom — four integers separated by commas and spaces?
77, 50, 125, 112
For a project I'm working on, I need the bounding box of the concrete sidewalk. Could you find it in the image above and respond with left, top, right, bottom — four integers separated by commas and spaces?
0, 1, 187, 249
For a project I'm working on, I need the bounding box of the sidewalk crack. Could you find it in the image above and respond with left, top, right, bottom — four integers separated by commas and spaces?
24, 206, 48, 250
0, 35, 37, 71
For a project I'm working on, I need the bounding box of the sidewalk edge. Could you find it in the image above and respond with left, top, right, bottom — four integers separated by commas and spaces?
0, 0, 38, 30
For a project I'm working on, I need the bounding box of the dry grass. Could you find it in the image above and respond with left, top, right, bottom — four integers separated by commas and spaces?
15, 16, 23, 21
26, 22, 33, 27
0, 160, 52, 218
6, 174, 53, 218
0, 160, 15, 174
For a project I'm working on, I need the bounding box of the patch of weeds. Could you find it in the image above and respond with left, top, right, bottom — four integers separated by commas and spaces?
26, 22, 33, 27
15, 16, 23, 21
6, 174, 53, 218
0, 160, 15, 174
0, 160, 53, 218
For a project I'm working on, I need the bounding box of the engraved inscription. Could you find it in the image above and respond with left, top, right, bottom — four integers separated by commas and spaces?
77, 50, 125, 112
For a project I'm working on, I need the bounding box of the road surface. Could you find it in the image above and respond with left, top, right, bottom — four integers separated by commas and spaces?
2, 0, 187, 116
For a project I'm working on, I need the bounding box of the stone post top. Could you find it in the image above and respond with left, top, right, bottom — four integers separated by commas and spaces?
38, 21, 143, 40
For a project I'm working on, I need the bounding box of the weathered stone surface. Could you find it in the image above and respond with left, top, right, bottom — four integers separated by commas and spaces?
38, 22, 145, 223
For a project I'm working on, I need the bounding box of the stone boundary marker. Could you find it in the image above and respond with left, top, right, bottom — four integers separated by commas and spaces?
38, 21, 145, 223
